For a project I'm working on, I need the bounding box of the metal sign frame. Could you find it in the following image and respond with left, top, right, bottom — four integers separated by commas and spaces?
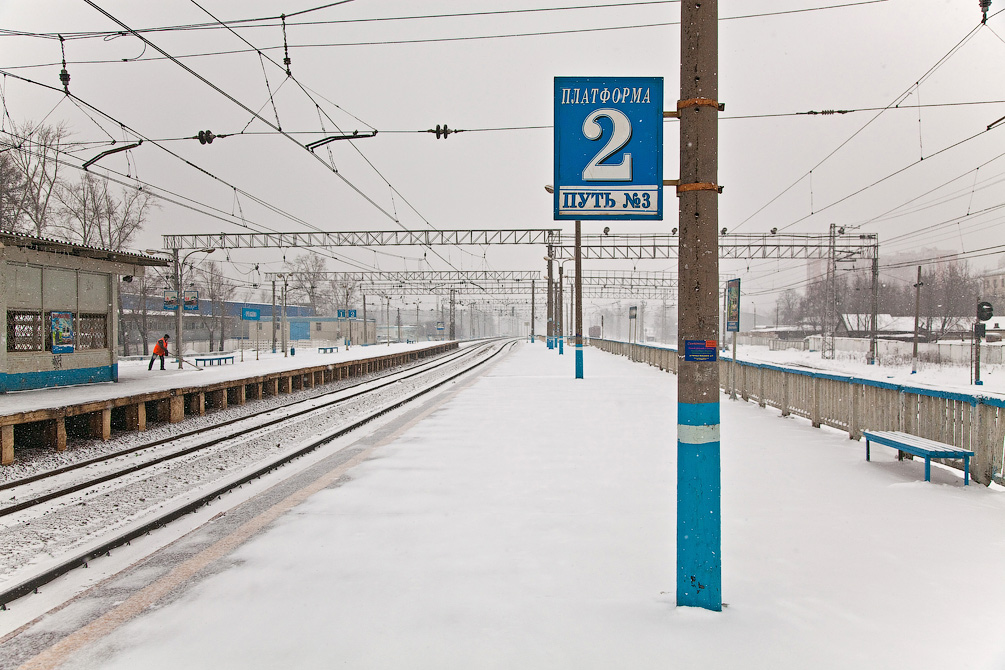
554, 76, 663, 221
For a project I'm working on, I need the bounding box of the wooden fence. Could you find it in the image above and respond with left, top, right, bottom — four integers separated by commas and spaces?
591, 338, 1005, 486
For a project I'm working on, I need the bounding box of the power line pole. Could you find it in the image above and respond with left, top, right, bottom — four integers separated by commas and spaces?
821, 223, 837, 360
575, 220, 583, 378
677, 0, 722, 611
530, 279, 536, 343
547, 250, 554, 349
912, 266, 923, 373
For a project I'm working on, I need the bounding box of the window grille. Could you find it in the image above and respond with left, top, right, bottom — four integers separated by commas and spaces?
7, 310, 44, 352
78, 313, 107, 349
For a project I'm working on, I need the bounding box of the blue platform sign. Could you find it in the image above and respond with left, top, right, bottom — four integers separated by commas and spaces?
242, 307, 261, 321
554, 76, 663, 221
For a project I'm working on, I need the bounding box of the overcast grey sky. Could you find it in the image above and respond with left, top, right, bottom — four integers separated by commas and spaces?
2, 0, 1004, 313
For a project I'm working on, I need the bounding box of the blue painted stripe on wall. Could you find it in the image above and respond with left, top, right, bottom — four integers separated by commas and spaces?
678, 401, 720, 426
0, 365, 115, 393
677, 438, 722, 610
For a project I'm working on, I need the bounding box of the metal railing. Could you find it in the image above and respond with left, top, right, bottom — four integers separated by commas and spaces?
591, 338, 1005, 486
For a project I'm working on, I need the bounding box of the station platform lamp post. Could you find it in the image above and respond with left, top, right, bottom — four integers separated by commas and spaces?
544, 184, 584, 375
145, 247, 215, 369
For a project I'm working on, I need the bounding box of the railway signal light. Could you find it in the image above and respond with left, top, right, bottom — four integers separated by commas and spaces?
977, 301, 993, 321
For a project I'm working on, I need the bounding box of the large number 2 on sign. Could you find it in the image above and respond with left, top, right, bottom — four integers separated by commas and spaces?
582, 108, 633, 182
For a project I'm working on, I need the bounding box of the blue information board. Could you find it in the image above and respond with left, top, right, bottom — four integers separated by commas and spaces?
684, 339, 718, 362
242, 307, 261, 321
554, 76, 663, 221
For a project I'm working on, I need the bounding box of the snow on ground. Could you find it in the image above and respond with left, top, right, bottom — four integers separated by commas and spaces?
0, 341, 452, 417
46, 343, 1005, 670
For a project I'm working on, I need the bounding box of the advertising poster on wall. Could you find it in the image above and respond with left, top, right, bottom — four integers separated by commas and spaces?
50, 311, 74, 354
163, 290, 179, 311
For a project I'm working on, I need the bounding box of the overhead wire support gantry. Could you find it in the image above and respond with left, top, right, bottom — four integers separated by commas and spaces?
163, 230, 878, 262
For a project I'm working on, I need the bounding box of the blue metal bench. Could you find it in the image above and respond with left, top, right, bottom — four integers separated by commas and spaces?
318, 346, 339, 354
194, 355, 235, 366
863, 430, 973, 485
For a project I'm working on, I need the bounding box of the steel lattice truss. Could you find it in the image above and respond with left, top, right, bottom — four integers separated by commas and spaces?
163, 230, 557, 250
260, 270, 726, 300
263, 270, 541, 283
550, 233, 877, 261
163, 230, 877, 261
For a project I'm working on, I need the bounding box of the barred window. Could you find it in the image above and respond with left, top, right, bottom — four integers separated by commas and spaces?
78, 313, 107, 350
316, 322, 322, 331
7, 310, 44, 352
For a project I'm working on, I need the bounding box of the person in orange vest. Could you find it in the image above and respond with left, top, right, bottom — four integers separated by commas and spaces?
149, 334, 170, 370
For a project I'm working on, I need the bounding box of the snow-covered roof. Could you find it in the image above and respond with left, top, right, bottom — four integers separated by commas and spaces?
0, 231, 168, 267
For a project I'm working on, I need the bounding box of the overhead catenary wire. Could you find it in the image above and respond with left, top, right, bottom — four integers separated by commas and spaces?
183, 0, 478, 269
731, 13, 997, 234
0, 0, 891, 71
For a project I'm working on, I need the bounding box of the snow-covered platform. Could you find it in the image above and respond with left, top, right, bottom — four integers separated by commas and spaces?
0, 342, 455, 465
5, 342, 1005, 670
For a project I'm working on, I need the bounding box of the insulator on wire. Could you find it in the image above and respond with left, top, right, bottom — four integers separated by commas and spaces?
198, 130, 216, 145
981, 0, 992, 22
58, 34, 70, 94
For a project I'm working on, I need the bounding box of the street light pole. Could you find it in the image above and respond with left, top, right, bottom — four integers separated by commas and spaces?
173, 249, 183, 369
147, 247, 214, 369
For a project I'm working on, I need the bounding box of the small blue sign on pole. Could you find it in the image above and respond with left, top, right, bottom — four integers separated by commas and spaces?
337, 309, 346, 319
554, 76, 664, 221
684, 339, 718, 362
242, 307, 261, 321
348, 309, 357, 319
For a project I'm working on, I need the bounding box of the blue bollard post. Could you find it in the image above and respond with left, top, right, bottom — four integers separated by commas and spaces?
559, 337, 564, 355
575, 343, 584, 379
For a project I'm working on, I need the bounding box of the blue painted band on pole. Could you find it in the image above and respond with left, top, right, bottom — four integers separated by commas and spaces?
677, 400, 722, 611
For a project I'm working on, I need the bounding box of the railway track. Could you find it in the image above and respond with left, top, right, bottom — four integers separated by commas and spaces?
0, 338, 517, 608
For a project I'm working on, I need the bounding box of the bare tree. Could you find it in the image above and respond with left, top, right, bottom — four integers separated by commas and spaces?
288, 253, 329, 316
195, 261, 237, 351
0, 150, 26, 232
8, 121, 69, 237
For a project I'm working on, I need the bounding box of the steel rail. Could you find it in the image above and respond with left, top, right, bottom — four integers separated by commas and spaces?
0, 339, 517, 609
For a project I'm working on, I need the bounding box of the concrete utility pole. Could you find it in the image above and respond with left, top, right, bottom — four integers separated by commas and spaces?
558, 264, 564, 354
450, 289, 456, 340
575, 220, 584, 378
271, 278, 277, 353
546, 250, 554, 348
530, 280, 536, 343
912, 266, 923, 373
677, 0, 722, 611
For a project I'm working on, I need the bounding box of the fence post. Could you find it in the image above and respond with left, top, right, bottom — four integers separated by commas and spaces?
849, 382, 861, 440
758, 366, 766, 408
781, 372, 790, 417
811, 376, 822, 428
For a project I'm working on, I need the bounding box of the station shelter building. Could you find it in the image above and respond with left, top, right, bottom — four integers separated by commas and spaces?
1, 232, 167, 393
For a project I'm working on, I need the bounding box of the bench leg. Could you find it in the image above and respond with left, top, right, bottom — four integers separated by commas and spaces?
866, 439, 870, 462
964, 456, 970, 486
925, 457, 931, 482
